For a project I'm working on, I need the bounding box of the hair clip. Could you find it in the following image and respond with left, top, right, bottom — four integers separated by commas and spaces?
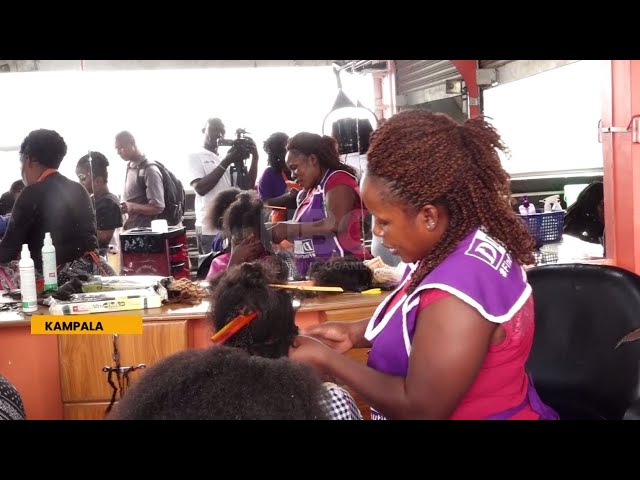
211, 311, 258, 344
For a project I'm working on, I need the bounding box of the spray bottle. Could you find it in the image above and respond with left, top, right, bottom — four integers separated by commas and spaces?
552, 197, 563, 211
541, 194, 561, 213
19, 244, 38, 313
540, 195, 560, 213
42, 232, 58, 292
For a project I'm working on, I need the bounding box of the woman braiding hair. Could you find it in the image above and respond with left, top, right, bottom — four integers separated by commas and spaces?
365, 110, 535, 293
268, 132, 370, 278
288, 110, 557, 421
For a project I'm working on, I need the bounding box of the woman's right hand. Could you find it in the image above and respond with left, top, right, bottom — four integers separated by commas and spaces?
301, 322, 357, 354
228, 235, 264, 266
267, 222, 290, 244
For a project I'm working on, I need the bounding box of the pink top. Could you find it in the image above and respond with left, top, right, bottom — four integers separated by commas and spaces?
205, 252, 230, 281
205, 251, 275, 282
383, 284, 538, 420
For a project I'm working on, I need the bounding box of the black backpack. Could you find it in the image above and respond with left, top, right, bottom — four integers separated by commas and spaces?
135, 159, 186, 226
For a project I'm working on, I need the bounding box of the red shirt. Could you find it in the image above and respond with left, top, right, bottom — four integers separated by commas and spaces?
384, 284, 538, 420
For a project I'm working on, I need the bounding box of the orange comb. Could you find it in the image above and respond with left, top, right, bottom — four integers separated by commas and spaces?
210, 311, 258, 344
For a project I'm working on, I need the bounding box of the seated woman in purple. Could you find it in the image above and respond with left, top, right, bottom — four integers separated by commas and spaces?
256, 132, 301, 224
288, 111, 558, 420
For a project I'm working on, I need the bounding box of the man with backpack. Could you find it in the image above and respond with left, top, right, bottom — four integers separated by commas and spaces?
116, 131, 184, 229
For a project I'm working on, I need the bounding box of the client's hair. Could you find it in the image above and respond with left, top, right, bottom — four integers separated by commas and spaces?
308, 257, 373, 292
206, 187, 242, 232
107, 345, 328, 420
209, 262, 297, 359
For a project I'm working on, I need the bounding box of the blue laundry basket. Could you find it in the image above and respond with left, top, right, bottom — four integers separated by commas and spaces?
518, 210, 564, 247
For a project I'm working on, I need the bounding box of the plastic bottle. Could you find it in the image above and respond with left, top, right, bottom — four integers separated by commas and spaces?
42, 232, 58, 292
19, 244, 38, 313
542, 194, 560, 213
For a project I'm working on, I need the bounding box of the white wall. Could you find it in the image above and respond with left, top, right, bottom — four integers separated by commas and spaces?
0, 66, 374, 196
0, 60, 335, 72
482, 60, 604, 177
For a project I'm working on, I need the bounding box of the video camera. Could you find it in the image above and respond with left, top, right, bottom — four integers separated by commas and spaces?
218, 128, 255, 190
218, 128, 255, 157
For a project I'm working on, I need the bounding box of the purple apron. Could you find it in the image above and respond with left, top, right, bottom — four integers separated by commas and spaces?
292, 169, 356, 278
364, 228, 559, 420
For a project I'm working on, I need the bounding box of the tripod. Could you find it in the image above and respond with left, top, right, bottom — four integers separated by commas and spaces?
229, 161, 251, 190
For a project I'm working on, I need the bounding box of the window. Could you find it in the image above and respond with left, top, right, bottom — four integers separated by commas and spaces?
482, 61, 604, 178
0, 67, 374, 195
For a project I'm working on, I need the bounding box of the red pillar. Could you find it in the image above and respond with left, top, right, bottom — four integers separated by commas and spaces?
603, 60, 640, 272
450, 60, 480, 119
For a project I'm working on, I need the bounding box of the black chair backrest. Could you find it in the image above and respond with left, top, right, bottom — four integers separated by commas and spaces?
527, 263, 640, 419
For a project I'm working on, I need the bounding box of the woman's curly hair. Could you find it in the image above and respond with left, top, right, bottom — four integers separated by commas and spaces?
366, 110, 535, 293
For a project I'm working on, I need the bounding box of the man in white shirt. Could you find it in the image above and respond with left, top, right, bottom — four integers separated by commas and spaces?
188, 118, 252, 254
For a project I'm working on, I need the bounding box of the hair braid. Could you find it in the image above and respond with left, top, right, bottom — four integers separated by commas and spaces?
367, 110, 535, 294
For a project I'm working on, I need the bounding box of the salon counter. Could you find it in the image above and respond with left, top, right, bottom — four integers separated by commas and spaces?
0, 291, 389, 420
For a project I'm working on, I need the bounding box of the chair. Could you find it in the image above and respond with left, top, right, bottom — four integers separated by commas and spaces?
526, 263, 640, 419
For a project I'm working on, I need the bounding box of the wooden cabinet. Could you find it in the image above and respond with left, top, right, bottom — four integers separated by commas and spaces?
321, 305, 380, 323
64, 402, 114, 420
51, 295, 387, 420
59, 321, 188, 420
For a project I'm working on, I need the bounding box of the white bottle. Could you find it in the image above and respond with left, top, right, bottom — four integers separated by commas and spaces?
42, 232, 58, 292
542, 194, 559, 213
19, 244, 38, 313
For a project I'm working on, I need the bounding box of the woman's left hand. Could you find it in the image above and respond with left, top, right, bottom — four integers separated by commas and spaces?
289, 335, 334, 374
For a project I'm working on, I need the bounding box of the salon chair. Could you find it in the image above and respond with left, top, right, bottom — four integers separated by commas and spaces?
527, 263, 640, 419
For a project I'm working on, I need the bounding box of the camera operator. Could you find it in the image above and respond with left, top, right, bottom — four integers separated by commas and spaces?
188, 118, 258, 255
